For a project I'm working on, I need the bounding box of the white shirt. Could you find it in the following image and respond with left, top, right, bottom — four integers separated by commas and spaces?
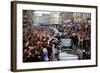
43, 48, 49, 61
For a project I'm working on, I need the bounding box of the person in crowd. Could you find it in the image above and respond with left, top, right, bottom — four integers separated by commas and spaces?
42, 45, 49, 61
47, 44, 52, 61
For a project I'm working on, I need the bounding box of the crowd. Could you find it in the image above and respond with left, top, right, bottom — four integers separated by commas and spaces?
23, 14, 91, 62
23, 15, 60, 62
60, 21, 91, 59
